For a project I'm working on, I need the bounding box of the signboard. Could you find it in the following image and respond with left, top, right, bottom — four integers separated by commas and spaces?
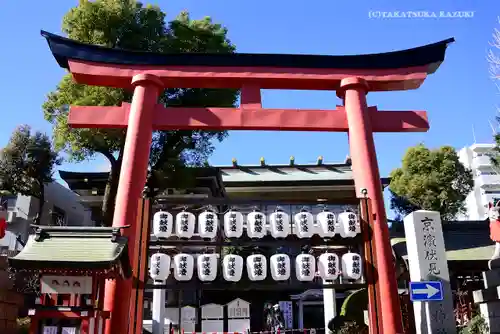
227, 298, 250, 319
227, 298, 250, 333
410, 281, 443, 302
42, 326, 58, 334
404, 211, 456, 334
61, 328, 77, 334
181, 306, 196, 332
201, 303, 223, 319
201, 303, 223, 333
279, 301, 293, 329
165, 308, 179, 325
41, 276, 92, 294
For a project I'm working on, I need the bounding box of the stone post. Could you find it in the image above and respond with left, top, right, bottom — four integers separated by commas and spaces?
403, 210, 456, 334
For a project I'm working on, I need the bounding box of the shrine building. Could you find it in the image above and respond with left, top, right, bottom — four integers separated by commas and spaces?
6, 157, 494, 333
58, 157, 382, 332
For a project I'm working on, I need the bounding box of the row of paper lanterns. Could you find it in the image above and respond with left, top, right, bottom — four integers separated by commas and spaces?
153, 209, 360, 239
150, 252, 363, 282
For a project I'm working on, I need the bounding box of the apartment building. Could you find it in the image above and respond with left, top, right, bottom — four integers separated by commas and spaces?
458, 143, 500, 220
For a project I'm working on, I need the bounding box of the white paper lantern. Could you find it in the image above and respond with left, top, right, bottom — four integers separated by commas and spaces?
175, 210, 195, 238
222, 254, 244, 282
198, 210, 218, 239
317, 210, 336, 238
149, 253, 171, 280
173, 253, 194, 281
341, 252, 363, 280
246, 210, 266, 238
338, 211, 360, 238
197, 253, 218, 282
153, 211, 173, 238
269, 209, 290, 239
294, 210, 314, 238
270, 254, 291, 281
295, 254, 316, 281
246, 254, 267, 281
318, 253, 340, 280
224, 210, 243, 238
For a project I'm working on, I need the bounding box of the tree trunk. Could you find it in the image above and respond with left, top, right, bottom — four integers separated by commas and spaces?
101, 165, 120, 226
100, 148, 123, 227
34, 184, 44, 225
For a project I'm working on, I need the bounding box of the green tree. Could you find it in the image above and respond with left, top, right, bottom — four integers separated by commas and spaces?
0, 125, 61, 224
43, 0, 238, 226
389, 144, 474, 221
458, 313, 489, 334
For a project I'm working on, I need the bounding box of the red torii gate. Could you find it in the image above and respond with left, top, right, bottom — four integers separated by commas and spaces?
42, 31, 454, 334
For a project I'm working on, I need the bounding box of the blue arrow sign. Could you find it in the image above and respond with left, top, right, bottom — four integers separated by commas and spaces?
409, 281, 443, 302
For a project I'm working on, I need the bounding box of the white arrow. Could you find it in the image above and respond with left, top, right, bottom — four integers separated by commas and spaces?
413, 284, 440, 298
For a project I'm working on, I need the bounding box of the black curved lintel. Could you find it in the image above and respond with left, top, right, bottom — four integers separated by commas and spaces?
41, 30, 454, 74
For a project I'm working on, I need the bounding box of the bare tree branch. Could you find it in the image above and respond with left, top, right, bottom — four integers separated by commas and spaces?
488, 17, 500, 82
488, 17, 500, 170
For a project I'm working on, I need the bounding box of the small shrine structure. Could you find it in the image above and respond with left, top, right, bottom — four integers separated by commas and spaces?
8, 225, 131, 334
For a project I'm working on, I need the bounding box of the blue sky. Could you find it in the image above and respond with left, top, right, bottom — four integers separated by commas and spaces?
0, 1, 498, 215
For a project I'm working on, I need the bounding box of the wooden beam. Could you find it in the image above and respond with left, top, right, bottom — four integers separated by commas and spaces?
68, 59, 429, 92
69, 104, 429, 132
240, 85, 262, 109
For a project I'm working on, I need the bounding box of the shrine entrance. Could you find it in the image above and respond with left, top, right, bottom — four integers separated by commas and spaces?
39, 31, 454, 334
144, 194, 373, 334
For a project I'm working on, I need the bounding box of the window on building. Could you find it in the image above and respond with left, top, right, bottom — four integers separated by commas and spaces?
0, 195, 16, 210
51, 206, 67, 226
477, 171, 498, 176
476, 153, 493, 157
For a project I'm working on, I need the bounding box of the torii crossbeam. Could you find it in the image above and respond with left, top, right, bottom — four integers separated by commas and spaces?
69, 103, 429, 132
41, 30, 454, 334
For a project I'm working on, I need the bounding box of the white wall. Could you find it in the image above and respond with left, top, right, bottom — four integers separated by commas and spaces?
0, 231, 23, 251
41, 182, 93, 227
6, 181, 93, 242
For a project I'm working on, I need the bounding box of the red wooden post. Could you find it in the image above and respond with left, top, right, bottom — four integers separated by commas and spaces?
28, 316, 38, 334
360, 198, 380, 334
338, 77, 403, 334
103, 73, 163, 334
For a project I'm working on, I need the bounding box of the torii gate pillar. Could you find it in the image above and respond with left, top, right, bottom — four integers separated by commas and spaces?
103, 74, 163, 334
338, 77, 401, 330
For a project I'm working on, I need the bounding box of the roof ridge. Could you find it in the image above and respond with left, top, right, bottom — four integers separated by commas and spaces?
218, 163, 351, 168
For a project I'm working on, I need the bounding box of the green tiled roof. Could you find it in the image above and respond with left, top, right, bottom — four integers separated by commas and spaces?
390, 220, 495, 262
221, 164, 354, 183
8, 226, 131, 277
218, 161, 391, 187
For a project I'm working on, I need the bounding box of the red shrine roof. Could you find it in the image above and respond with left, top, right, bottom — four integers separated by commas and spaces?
41, 30, 454, 74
